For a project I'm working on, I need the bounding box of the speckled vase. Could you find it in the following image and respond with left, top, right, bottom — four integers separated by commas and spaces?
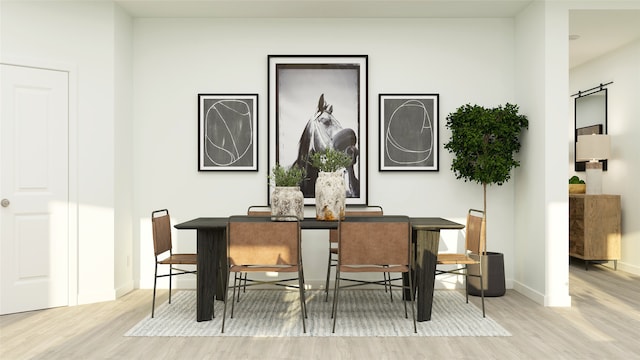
271, 186, 304, 221
315, 171, 346, 221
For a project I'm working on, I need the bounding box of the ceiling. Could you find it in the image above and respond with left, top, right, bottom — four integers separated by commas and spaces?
115, 0, 534, 18
114, 1, 640, 69
569, 9, 640, 68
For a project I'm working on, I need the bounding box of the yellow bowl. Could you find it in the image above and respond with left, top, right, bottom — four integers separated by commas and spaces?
569, 184, 586, 194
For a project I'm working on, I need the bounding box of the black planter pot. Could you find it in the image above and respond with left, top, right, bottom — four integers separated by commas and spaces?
467, 251, 506, 297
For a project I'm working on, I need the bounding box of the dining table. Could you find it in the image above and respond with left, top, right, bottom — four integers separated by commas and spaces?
174, 216, 464, 322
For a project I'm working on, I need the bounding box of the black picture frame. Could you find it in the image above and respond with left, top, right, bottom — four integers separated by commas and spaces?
268, 55, 368, 205
574, 86, 608, 172
379, 93, 439, 171
198, 94, 258, 171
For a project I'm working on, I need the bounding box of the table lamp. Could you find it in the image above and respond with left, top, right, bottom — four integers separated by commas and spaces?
576, 134, 611, 194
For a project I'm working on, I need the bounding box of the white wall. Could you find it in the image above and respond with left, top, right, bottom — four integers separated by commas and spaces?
114, 5, 135, 297
132, 17, 520, 290
9, 1, 637, 306
512, 1, 573, 307
1, 1, 121, 304
513, 1, 552, 304
570, 40, 640, 275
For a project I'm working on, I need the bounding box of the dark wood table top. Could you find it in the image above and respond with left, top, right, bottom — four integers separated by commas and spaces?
175, 216, 463, 231
174, 217, 339, 230
410, 217, 465, 230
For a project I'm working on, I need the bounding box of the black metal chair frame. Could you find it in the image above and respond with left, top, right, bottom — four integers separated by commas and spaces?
222, 216, 307, 333
435, 208, 486, 317
331, 216, 417, 333
151, 209, 197, 318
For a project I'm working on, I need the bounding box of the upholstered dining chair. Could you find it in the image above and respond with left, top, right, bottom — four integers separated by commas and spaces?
435, 208, 486, 317
324, 206, 390, 301
233, 205, 272, 301
222, 215, 306, 333
331, 215, 416, 333
247, 205, 271, 217
151, 209, 197, 318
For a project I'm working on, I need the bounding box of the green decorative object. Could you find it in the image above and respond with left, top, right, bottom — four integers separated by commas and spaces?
269, 164, 305, 187
444, 103, 528, 297
444, 103, 529, 247
569, 176, 586, 194
309, 147, 353, 173
569, 175, 586, 184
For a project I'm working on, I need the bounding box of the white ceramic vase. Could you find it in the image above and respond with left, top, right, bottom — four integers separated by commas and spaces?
315, 170, 346, 221
271, 186, 304, 221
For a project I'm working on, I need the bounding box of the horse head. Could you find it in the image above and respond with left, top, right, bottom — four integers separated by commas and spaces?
310, 94, 343, 151
292, 94, 360, 198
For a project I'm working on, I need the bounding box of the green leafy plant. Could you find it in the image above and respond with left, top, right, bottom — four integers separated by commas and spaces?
269, 164, 306, 187
444, 103, 528, 252
569, 176, 585, 184
309, 147, 353, 173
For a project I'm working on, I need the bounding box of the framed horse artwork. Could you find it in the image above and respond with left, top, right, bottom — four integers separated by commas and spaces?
268, 55, 368, 206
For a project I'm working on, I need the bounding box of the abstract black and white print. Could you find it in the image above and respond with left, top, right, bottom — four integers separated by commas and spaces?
379, 94, 439, 171
198, 94, 258, 171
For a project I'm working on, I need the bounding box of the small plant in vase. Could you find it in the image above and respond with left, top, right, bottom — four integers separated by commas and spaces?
569, 175, 586, 194
270, 164, 305, 187
309, 148, 353, 220
310, 147, 353, 173
269, 164, 305, 221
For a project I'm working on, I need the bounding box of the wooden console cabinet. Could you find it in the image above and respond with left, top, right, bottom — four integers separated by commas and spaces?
569, 194, 621, 270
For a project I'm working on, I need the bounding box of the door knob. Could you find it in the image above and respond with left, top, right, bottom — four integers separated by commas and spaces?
1, 199, 9, 207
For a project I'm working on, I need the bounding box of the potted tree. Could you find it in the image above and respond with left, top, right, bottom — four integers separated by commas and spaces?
444, 103, 528, 296
309, 147, 353, 220
269, 164, 305, 221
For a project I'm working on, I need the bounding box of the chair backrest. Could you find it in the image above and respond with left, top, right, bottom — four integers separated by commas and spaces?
227, 216, 301, 266
247, 205, 271, 217
329, 206, 383, 243
152, 209, 172, 257
465, 209, 486, 255
338, 216, 410, 266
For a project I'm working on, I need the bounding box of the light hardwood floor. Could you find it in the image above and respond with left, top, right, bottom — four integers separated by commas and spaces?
1, 259, 639, 360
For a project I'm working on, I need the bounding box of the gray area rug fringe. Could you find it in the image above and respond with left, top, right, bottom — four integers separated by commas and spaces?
125, 290, 511, 337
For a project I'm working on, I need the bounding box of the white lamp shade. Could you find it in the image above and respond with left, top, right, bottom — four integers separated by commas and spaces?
576, 134, 611, 162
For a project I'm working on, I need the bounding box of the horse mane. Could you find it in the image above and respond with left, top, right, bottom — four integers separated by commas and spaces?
293, 93, 327, 168
293, 119, 314, 168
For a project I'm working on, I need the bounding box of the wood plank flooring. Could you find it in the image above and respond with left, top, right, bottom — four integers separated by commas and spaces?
1, 259, 639, 359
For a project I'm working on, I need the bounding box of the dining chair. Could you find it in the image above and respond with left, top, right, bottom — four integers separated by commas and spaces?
233, 205, 273, 300
222, 215, 306, 333
435, 208, 486, 317
246, 205, 308, 305
324, 206, 391, 301
247, 205, 271, 217
331, 215, 416, 333
151, 209, 197, 318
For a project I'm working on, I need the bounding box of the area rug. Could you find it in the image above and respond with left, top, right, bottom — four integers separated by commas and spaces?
125, 290, 510, 337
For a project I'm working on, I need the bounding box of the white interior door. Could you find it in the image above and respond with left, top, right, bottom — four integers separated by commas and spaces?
0, 64, 69, 314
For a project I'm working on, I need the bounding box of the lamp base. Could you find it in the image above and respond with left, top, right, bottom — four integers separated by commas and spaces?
585, 162, 603, 194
